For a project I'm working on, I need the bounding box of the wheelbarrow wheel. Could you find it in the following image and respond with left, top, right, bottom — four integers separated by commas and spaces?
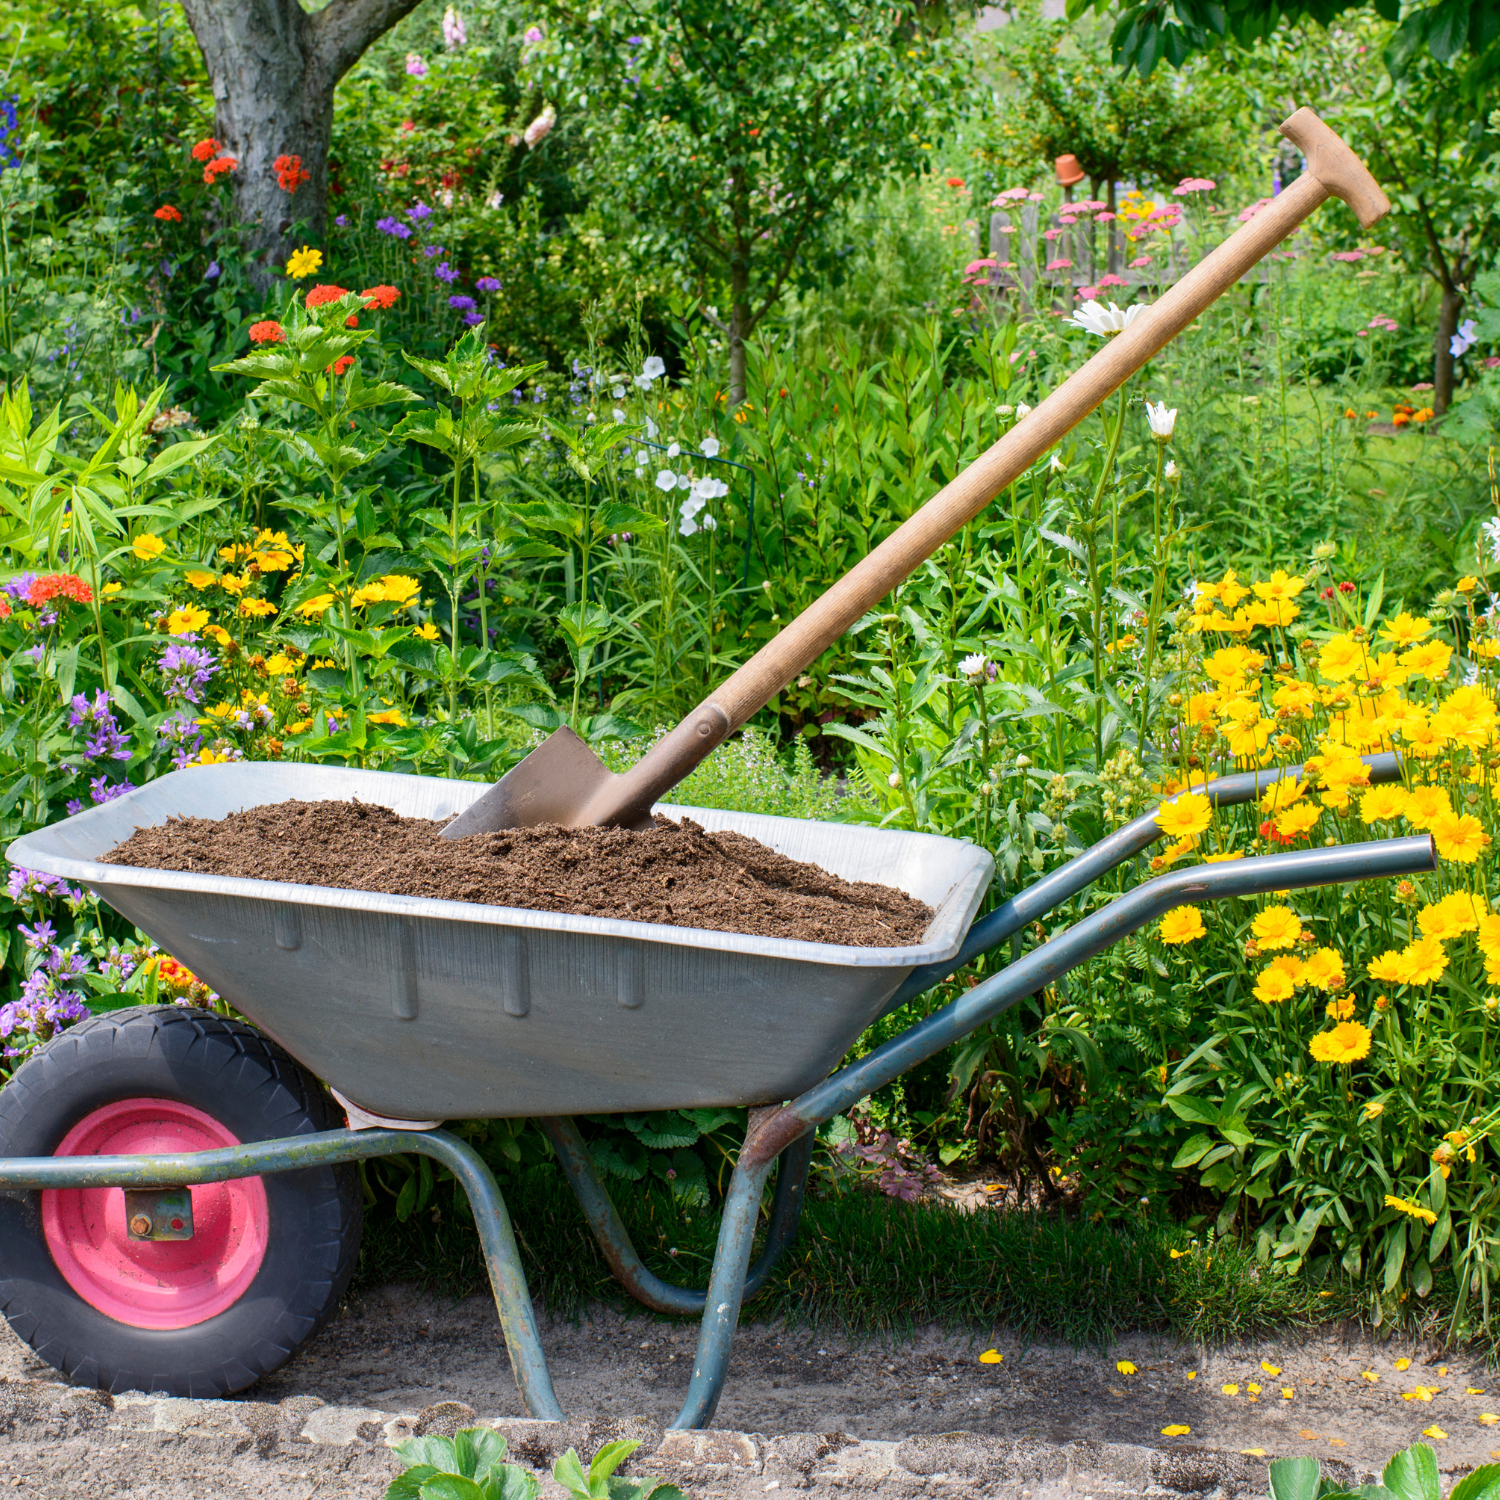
0, 1005, 362, 1398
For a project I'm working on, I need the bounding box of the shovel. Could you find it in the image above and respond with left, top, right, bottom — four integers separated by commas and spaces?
443, 107, 1388, 838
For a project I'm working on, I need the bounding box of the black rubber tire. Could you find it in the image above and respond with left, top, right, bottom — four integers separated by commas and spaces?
0, 1005, 362, 1397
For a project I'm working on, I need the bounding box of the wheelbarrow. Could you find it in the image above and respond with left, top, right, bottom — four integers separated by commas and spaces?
0, 751, 1428, 1426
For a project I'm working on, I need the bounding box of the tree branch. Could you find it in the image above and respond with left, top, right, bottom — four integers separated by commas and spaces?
312, 0, 428, 83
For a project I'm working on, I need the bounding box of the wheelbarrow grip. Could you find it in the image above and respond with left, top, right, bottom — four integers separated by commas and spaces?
746, 832, 1435, 1169
884, 750, 1403, 1012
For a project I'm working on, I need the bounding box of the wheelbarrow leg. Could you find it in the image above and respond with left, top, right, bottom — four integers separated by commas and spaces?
669, 1146, 777, 1430
540, 1117, 811, 1315
408, 1131, 565, 1421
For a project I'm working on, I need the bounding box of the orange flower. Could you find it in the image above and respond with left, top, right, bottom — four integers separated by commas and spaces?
305, 283, 358, 327
153, 204, 183, 222
1392, 411, 1411, 427
361, 284, 401, 310
248, 320, 285, 344
26, 573, 93, 607
329, 355, 355, 376
203, 155, 239, 184
273, 153, 311, 192
189, 138, 222, 163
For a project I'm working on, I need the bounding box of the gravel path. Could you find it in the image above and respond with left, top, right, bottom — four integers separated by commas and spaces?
0, 1289, 1495, 1499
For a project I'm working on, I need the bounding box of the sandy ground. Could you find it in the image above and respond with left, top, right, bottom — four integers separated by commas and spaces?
1, 1286, 1496, 1500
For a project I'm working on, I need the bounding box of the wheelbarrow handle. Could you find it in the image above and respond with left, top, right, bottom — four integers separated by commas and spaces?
885, 750, 1403, 1011
747, 831, 1434, 1169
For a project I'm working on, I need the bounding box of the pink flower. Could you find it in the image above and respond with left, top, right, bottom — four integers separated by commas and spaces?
964, 258, 997, 275
406, 52, 428, 76
1411, 381, 1434, 391
1238, 198, 1273, 222
1484, 356, 1500, 369
1096, 211, 1116, 222
1043, 227, 1065, 241
1028, 192, 1046, 201
524, 104, 556, 147
994, 186, 1030, 202
1128, 256, 1151, 269
1046, 258, 1073, 271
524, 23, 544, 41
1363, 244, 1387, 255
1073, 200, 1108, 212
1077, 286, 1098, 301
1332, 250, 1365, 262
1174, 177, 1216, 195
1097, 272, 1126, 287
442, 6, 466, 47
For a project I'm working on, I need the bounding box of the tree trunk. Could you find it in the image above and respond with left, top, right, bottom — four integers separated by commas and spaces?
1433, 283, 1464, 416
1105, 178, 1119, 277
177, 0, 425, 286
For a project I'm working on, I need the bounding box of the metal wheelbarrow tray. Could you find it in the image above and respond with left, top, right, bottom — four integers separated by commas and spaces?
0, 751, 1435, 1427
6, 762, 995, 1121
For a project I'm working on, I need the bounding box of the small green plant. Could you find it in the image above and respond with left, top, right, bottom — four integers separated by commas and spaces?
1268, 1442, 1500, 1500
385, 1433, 685, 1500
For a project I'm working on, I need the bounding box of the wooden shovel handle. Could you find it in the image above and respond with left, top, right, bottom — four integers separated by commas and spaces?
612, 109, 1388, 816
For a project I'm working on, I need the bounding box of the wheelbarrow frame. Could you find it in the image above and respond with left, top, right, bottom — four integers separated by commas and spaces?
0, 753, 1430, 1428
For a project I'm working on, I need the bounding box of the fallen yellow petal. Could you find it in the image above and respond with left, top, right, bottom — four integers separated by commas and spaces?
1299, 1430, 1321, 1441
1117, 1360, 1137, 1375
1424, 1427, 1448, 1440
1404, 1386, 1439, 1402
1468, 1388, 1486, 1396
1396, 1358, 1412, 1371
1439, 1367, 1448, 1377
1248, 1383, 1263, 1395
1161, 1425, 1190, 1437
1362, 1371, 1379, 1383
1186, 1371, 1197, 1380
1241, 1448, 1266, 1457
1223, 1383, 1240, 1395
1261, 1361, 1281, 1376
1330, 1440, 1348, 1448
979, 1350, 1002, 1365
1282, 1388, 1295, 1400
1479, 1414, 1499, 1426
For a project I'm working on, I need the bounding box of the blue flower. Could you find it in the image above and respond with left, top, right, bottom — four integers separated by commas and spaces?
408, 201, 433, 220
204, 260, 220, 279
462, 310, 485, 326
376, 216, 413, 239
335, 213, 347, 227
449, 294, 477, 312
422, 243, 444, 258
434, 262, 459, 283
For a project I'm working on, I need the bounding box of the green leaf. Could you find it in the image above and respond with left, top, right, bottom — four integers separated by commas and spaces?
1170, 1131, 1215, 1169
552, 1449, 592, 1500
419, 1477, 488, 1500
1448, 1465, 1500, 1500
1383, 1443, 1441, 1500
587, 1442, 641, 1489
455, 1428, 509, 1480
1269, 1455, 1323, 1500
395, 1438, 461, 1473
1163, 1095, 1220, 1127
484, 1466, 541, 1500
387, 1466, 446, 1500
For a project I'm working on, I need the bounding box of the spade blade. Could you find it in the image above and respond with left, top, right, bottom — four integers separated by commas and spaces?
441, 726, 623, 837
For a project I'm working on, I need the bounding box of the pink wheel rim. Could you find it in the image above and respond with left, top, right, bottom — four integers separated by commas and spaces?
41, 1097, 269, 1331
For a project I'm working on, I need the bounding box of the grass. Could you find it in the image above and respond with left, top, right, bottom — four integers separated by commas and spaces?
352, 1167, 1422, 1350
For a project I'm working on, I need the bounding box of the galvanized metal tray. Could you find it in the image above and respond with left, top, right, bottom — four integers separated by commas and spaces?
6, 764, 993, 1120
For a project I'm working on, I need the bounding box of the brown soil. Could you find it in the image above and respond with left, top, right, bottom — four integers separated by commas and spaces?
102, 799, 934, 946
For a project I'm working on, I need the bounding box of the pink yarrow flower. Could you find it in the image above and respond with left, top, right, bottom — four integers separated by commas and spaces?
1174, 177, 1216, 195
1046, 258, 1073, 271
1238, 198, 1273, 222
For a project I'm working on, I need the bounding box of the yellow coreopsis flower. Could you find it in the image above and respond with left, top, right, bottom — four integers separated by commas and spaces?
238, 598, 277, 617
1253, 569, 1306, 602
368, 709, 408, 726
1400, 936, 1449, 986
1265, 953, 1308, 988
1309, 1021, 1372, 1064
1404, 784, 1453, 829
1154, 791, 1212, 839
184, 569, 219, 592
1254, 967, 1297, 1004
1359, 784, 1410, 823
1400, 640, 1453, 679
1302, 948, 1346, 991
1385, 1194, 1436, 1225
1259, 777, 1308, 813
416, 622, 441, 641
1431, 811, 1488, 863
1203, 645, 1265, 684
166, 604, 209, 635
1325, 994, 1356, 1020
1274, 803, 1321, 838
285, 244, 323, 278
1368, 950, 1407, 983
1252, 907, 1302, 950
378, 574, 422, 605
1317, 634, 1367, 682
132, 533, 166, 561
1160, 908, 1206, 945
1378, 612, 1432, 647
296, 594, 337, 617
1214, 571, 1250, 608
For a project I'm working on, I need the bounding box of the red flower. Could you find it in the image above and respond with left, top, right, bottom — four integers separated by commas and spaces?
360, 284, 400, 310
203, 155, 238, 184
154, 204, 183, 223
1258, 818, 1295, 848
305, 284, 351, 309
1338, 581, 1356, 594
0, 597, 11, 619
190, 138, 222, 163
329, 355, 355, 377
249, 320, 286, 344
946, 176, 965, 188
27, 574, 93, 607
274, 153, 311, 193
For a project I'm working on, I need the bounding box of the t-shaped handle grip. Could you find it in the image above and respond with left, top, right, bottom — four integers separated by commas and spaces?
1280, 107, 1390, 228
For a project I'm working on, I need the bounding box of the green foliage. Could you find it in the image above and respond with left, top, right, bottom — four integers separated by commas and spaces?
385, 1431, 683, 1500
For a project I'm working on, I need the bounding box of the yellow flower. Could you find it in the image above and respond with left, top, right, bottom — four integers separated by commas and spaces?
1400, 936, 1448, 986
166, 604, 209, 635
1479, 1413, 1499, 1426
1214, 572, 1250, 609
1405, 1388, 1438, 1403
266, 652, 303, 675
1160, 908, 1205, 945
296, 593, 337, 617
1457, 577, 1479, 593
1379, 611, 1432, 647
1161, 1425, 1191, 1437
1404, 784, 1452, 829
1265, 953, 1308, 988
284, 718, 314, 735
1252, 907, 1302, 950
1274, 803, 1321, 838
1260, 777, 1308, 813
368, 709, 408, 726
1431, 812, 1489, 864
1400, 640, 1454, 680
1255, 967, 1297, 1005
377, 573, 422, 605
1204, 850, 1245, 862
1368, 950, 1407, 983
1224, 715, 1275, 757
1308, 1021, 1373, 1064
1155, 791, 1212, 840
185, 747, 232, 766
416, 621, 441, 641
132, 533, 166, 561
1359, 784, 1410, 823
1364, 1100, 1385, 1120
1422, 892, 1486, 940
1325, 994, 1355, 1021
1385, 1194, 1436, 1224
205, 624, 232, 646
351, 582, 388, 608
285, 244, 324, 278
1302, 948, 1346, 991
238, 598, 277, 618
102, 582, 123, 596
1317, 634, 1367, 682
184, 569, 218, 591
1117, 1360, 1137, 1375
979, 1349, 1002, 1364
1253, 570, 1306, 601
1202, 645, 1264, 684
